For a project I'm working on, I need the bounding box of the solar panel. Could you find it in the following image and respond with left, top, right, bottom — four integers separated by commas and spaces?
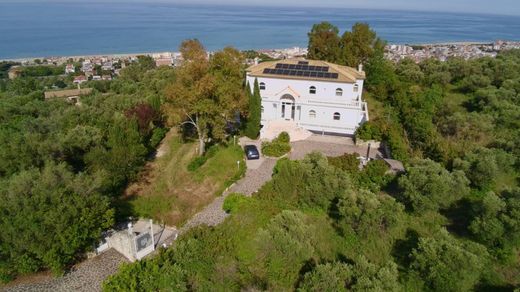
262, 66, 338, 79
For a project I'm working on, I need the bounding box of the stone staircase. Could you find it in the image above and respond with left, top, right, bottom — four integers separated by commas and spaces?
260, 120, 313, 142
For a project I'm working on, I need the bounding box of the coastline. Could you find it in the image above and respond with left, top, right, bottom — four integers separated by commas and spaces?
0, 40, 511, 63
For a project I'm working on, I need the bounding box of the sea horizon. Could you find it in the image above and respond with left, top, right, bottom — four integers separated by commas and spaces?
1, 2, 520, 60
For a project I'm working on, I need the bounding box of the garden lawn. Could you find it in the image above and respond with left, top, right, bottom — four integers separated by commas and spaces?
122, 130, 245, 226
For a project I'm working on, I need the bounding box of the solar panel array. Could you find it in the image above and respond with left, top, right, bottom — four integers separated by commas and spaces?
263, 62, 339, 79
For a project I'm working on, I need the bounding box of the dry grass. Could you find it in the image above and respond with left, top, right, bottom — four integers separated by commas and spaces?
122, 129, 244, 227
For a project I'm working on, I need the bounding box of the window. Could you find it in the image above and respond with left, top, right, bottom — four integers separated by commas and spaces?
354, 84, 359, 92
333, 112, 341, 120
259, 82, 266, 90
261, 106, 264, 114
309, 86, 316, 94
309, 110, 316, 119
336, 88, 343, 96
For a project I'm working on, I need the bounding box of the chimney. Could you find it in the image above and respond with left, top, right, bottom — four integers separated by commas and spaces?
358, 64, 364, 72
254, 57, 259, 65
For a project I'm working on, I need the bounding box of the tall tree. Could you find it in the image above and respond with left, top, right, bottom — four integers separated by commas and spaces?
307, 22, 341, 62
244, 79, 261, 139
164, 40, 245, 155
340, 23, 385, 67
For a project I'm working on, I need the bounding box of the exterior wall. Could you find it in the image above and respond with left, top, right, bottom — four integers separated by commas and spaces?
246, 74, 368, 135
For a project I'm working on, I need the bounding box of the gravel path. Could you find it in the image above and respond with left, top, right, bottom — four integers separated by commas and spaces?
179, 158, 277, 233
3, 249, 128, 292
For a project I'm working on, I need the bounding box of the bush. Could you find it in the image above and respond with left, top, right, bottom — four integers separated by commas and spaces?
262, 132, 291, 157
222, 193, 249, 213
262, 141, 291, 157
149, 127, 168, 149
277, 131, 290, 143
355, 121, 383, 141
187, 156, 208, 172
328, 153, 360, 173
187, 145, 219, 172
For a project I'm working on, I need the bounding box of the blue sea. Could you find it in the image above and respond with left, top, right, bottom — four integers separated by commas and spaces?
1, 2, 520, 59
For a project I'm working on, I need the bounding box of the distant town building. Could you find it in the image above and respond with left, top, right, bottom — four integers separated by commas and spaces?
73, 75, 87, 84
155, 58, 173, 67
246, 59, 368, 136
7, 66, 22, 79
65, 64, 75, 74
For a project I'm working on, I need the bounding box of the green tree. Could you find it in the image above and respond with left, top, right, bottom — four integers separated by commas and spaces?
165, 40, 245, 155
398, 159, 469, 212
244, 79, 261, 139
307, 22, 341, 62
254, 210, 317, 290
340, 23, 385, 68
299, 257, 400, 292
469, 190, 520, 252
0, 163, 114, 277
410, 231, 488, 292
453, 147, 515, 190
336, 189, 404, 238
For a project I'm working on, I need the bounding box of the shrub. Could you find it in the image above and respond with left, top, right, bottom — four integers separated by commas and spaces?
277, 131, 290, 143
355, 120, 383, 141
187, 145, 219, 172
328, 153, 360, 173
187, 156, 208, 172
149, 127, 168, 149
262, 141, 291, 157
262, 132, 291, 157
222, 193, 249, 213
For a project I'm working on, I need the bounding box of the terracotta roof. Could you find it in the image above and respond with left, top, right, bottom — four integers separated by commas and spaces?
246, 58, 365, 83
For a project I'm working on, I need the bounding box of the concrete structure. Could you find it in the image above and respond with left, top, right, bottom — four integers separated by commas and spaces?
7, 66, 22, 79
96, 219, 178, 262
73, 75, 87, 84
246, 59, 368, 137
44, 88, 93, 101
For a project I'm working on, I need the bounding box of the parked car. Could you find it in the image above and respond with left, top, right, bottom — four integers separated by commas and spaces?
244, 145, 260, 160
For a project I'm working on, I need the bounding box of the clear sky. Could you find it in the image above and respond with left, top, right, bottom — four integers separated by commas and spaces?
3, 0, 520, 16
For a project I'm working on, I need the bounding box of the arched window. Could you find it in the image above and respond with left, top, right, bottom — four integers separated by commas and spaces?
309, 86, 316, 94
259, 82, 266, 90
336, 88, 343, 96
353, 84, 359, 92
333, 112, 341, 120
309, 110, 316, 119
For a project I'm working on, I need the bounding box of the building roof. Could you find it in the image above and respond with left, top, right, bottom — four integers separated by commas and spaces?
44, 88, 93, 99
246, 58, 365, 83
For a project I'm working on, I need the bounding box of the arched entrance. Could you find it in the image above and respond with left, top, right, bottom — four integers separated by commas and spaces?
280, 94, 295, 121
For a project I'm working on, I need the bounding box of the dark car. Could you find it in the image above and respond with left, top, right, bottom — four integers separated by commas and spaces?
244, 145, 260, 160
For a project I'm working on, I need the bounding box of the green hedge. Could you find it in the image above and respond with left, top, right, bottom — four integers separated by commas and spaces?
261, 132, 291, 157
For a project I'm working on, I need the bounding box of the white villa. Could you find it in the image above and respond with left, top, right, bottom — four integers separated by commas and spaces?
246, 59, 369, 137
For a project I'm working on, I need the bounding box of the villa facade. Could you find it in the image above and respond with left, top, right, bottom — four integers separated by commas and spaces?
246, 59, 369, 136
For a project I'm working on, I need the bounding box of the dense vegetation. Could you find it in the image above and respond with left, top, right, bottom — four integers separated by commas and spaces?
0, 37, 256, 283
105, 22, 520, 291
0, 56, 175, 281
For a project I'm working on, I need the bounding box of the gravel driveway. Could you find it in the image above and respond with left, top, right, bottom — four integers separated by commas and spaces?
179, 157, 277, 233
3, 249, 128, 292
